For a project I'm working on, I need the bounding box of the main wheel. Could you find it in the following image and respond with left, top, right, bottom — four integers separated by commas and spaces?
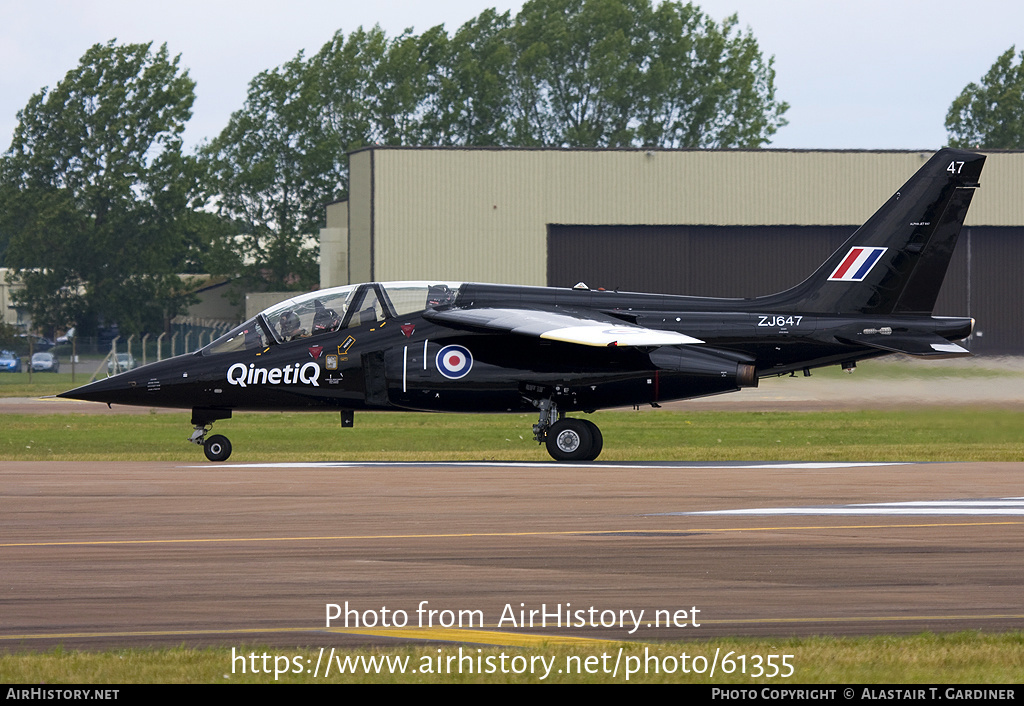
545, 419, 595, 462
580, 419, 603, 461
203, 434, 232, 462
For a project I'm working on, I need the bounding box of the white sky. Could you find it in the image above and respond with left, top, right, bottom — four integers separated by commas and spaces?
2, 0, 1022, 153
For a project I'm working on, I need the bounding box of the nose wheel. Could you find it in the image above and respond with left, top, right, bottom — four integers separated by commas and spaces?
202, 434, 232, 462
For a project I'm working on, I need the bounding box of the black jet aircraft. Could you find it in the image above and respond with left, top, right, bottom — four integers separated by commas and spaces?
60, 148, 985, 462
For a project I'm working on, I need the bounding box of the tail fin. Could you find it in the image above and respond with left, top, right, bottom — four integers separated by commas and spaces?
766, 148, 985, 315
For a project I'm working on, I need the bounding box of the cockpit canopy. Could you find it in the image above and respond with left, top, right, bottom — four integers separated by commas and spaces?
203, 281, 462, 356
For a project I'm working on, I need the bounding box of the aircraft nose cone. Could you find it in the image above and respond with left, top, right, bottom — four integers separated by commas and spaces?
58, 372, 144, 405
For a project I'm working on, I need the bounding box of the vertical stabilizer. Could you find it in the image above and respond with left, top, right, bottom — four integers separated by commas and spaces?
766, 148, 984, 315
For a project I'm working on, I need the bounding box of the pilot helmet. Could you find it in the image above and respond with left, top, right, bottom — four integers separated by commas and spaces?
279, 310, 301, 337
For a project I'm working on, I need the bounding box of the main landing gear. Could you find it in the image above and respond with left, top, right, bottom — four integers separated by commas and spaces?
189, 409, 233, 462
532, 399, 603, 462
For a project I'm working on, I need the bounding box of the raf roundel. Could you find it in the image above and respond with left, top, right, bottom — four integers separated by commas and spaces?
436, 345, 473, 379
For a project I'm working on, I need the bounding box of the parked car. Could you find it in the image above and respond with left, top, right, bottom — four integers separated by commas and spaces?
0, 350, 22, 373
18, 334, 54, 351
31, 352, 60, 373
107, 353, 137, 375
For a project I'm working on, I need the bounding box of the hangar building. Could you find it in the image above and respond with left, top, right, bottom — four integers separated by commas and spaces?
320, 148, 1024, 354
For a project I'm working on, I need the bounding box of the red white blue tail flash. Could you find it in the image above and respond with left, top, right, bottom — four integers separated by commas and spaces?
828, 247, 887, 282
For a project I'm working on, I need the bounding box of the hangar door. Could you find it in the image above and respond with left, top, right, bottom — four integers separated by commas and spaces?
549, 224, 862, 297
547, 224, 1024, 354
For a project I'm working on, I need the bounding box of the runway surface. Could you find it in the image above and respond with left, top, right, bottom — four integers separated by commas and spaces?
3, 460, 1023, 650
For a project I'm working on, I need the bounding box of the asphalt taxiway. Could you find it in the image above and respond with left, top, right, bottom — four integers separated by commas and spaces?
3, 459, 1023, 650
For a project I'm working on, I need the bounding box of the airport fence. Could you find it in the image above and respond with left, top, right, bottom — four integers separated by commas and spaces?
48, 321, 237, 369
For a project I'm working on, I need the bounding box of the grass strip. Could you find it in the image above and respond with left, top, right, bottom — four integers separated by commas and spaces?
1, 633, 1021, 683
2, 409, 1024, 462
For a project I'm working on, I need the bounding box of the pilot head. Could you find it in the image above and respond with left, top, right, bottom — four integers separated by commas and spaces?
279, 311, 301, 339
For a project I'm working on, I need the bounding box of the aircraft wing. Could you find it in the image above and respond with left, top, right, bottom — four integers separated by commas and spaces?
424, 307, 703, 347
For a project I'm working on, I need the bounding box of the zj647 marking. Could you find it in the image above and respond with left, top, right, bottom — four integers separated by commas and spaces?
758, 315, 804, 328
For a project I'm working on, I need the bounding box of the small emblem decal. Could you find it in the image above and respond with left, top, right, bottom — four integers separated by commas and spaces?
401, 323, 416, 338
828, 247, 887, 282
308, 345, 324, 359
325, 354, 338, 370
436, 345, 473, 379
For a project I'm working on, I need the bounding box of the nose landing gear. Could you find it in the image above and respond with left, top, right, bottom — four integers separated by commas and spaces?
189, 409, 233, 462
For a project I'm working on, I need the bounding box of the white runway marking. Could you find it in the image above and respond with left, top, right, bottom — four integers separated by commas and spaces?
185, 461, 906, 470
660, 497, 1024, 517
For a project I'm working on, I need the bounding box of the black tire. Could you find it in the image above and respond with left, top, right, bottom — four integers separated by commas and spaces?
545, 419, 595, 462
580, 419, 603, 461
203, 434, 232, 462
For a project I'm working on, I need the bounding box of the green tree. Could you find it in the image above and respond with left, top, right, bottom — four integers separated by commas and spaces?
308, 25, 449, 148
946, 46, 1024, 149
510, 0, 787, 148
419, 10, 516, 145
198, 1, 787, 289
201, 26, 450, 291
200, 55, 343, 291
633, 3, 788, 148
0, 40, 198, 336
511, 0, 644, 146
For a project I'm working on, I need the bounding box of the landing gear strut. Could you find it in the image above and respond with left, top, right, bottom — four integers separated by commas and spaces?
532, 399, 603, 462
189, 409, 233, 462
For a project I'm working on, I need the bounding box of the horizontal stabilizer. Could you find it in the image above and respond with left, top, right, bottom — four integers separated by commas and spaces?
835, 333, 970, 358
425, 307, 703, 347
